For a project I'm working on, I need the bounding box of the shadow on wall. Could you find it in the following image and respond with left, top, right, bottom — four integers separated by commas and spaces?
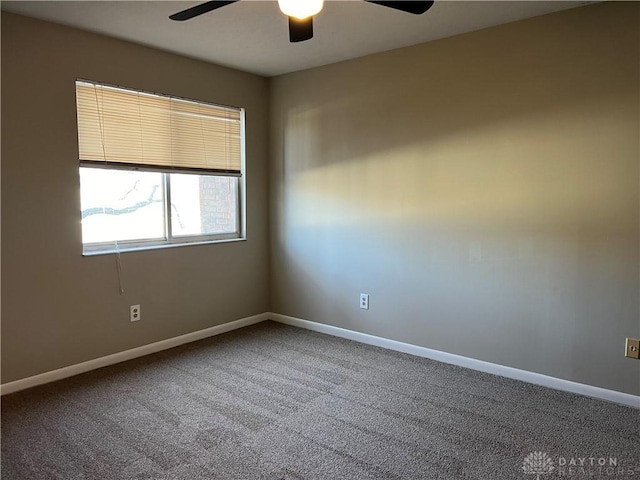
270, 4, 639, 394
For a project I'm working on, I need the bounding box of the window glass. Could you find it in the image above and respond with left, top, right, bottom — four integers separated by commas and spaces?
80, 168, 164, 244
170, 174, 238, 237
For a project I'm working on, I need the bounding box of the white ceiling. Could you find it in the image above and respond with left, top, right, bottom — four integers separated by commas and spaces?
2, 1, 593, 77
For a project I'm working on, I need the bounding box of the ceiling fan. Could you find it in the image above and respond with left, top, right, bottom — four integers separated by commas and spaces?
169, 0, 435, 43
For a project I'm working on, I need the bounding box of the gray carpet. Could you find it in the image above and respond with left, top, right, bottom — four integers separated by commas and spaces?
2, 320, 638, 479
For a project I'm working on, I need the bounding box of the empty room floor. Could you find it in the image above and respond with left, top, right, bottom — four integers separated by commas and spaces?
2, 321, 637, 479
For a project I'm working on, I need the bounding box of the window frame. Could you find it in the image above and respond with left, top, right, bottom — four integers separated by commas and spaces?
80, 168, 245, 256
76, 80, 247, 256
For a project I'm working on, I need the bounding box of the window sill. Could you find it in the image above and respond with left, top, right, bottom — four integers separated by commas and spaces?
82, 236, 246, 257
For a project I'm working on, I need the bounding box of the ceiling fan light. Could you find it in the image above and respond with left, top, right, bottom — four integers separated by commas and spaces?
278, 0, 324, 20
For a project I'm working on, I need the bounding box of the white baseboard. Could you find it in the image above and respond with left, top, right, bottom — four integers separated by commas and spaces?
4, 311, 638, 409
0, 312, 269, 396
270, 313, 640, 409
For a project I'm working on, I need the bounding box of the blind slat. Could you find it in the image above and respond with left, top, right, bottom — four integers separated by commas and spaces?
76, 81, 243, 174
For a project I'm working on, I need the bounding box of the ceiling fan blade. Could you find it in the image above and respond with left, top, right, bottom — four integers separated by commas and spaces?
288, 16, 314, 43
365, 1, 434, 15
169, 1, 239, 21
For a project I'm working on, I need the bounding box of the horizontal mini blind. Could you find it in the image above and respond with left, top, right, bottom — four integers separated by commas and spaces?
76, 80, 243, 176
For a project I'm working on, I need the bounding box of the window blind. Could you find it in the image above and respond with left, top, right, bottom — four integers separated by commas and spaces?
76, 80, 243, 176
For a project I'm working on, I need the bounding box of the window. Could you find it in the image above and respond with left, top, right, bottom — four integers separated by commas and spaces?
75, 80, 244, 254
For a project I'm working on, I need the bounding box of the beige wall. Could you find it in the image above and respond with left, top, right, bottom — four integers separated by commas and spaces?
270, 2, 640, 395
1, 13, 270, 383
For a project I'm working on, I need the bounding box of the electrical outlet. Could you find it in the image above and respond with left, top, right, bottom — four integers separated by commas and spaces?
625, 338, 639, 359
130, 304, 141, 322
359, 293, 369, 310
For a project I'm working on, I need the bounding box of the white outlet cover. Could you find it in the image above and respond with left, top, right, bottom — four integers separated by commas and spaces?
130, 304, 141, 322
359, 294, 369, 310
